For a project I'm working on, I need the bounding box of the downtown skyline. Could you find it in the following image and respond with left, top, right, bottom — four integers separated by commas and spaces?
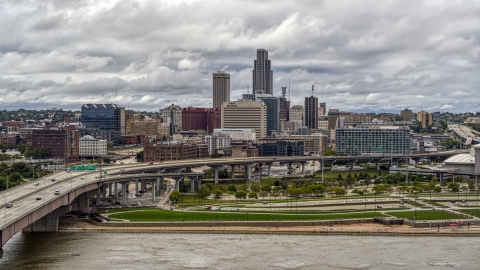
0, 0, 479, 113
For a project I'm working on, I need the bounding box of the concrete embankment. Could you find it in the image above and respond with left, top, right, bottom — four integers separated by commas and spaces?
58, 219, 480, 237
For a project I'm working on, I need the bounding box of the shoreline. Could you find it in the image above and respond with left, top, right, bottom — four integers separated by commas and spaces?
58, 220, 480, 237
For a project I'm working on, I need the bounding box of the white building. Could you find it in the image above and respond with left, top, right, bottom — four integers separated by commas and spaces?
204, 133, 231, 153
213, 128, 256, 141
79, 135, 107, 157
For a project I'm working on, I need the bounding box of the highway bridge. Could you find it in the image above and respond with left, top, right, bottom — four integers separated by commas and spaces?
449, 124, 480, 146
0, 151, 465, 251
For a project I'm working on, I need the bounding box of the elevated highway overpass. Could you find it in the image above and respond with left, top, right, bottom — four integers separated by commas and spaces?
0, 151, 466, 251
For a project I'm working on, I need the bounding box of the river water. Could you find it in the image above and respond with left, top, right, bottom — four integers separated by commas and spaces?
0, 232, 478, 269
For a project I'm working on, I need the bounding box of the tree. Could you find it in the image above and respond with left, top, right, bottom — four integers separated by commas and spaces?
447, 182, 459, 192
433, 186, 442, 193
261, 184, 272, 193
227, 184, 237, 192
248, 191, 258, 200
169, 191, 181, 203
136, 151, 144, 162
102, 157, 111, 164
364, 178, 371, 187
235, 190, 247, 200
259, 191, 268, 199
238, 184, 248, 191
213, 189, 223, 197
250, 184, 260, 192
198, 184, 212, 198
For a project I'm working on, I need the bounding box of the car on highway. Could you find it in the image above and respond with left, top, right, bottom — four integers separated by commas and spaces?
6, 203, 13, 208
54, 191, 60, 195
51, 178, 56, 182
80, 177, 85, 180
36, 197, 42, 200
149, 162, 154, 164
34, 182, 39, 186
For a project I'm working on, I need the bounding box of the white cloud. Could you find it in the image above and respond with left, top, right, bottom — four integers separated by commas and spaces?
0, 0, 479, 112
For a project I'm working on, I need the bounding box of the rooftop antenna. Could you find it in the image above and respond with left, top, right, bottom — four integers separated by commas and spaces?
312, 85, 314, 96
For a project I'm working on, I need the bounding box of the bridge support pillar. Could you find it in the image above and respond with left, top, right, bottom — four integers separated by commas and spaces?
350, 160, 355, 171
258, 164, 263, 180
375, 160, 380, 170
108, 183, 112, 197
330, 161, 335, 172
197, 177, 202, 190
214, 167, 219, 185
172, 176, 182, 191
122, 182, 128, 206
114, 182, 118, 199
135, 179, 139, 196
288, 163, 292, 175
141, 180, 146, 192
268, 164, 271, 178
231, 165, 235, 180
96, 189, 101, 206
190, 177, 196, 192
246, 164, 252, 180
151, 180, 155, 202
301, 162, 306, 174
159, 176, 164, 190
23, 206, 71, 232
102, 184, 107, 198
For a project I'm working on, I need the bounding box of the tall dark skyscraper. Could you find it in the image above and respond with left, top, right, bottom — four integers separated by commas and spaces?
212, 71, 230, 108
253, 49, 273, 95
305, 95, 318, 130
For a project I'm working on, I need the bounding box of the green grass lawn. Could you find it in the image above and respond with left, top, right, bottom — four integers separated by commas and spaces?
458, 209, 480, 217
107, 209, 387, 222
388, 210, 465, 220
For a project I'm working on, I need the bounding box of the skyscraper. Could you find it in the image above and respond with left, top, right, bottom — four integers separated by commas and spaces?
221, 99, 267, 139
212, 71, 230, 108
253, 49, 273, 95
256, 94, 280, 136
304, 95, 318, 129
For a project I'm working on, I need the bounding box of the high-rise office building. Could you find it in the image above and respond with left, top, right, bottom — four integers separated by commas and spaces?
289, 105, 304, 125
221, 99, 267, 139
304, 96, 318, 129
319, 102, 326, 116
160, 104, 182, 134
212, 71, 230, 108
256, 94, 280, 136
327, 109, 340, 130
417, 110, 433, 128
253, 49, 273, 95
80, 104, 125, 141
401, 108, 413, 122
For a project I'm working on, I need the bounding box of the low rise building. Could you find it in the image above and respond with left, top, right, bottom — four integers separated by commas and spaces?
258, 140, 304, 156
79, 135, 107, 157
143, 140, 199, 162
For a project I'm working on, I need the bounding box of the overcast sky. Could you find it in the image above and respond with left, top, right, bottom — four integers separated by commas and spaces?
1, 0, 479, 113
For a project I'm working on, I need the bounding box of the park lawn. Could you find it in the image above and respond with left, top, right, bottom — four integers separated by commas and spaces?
388, 210, 465, 220
459, 209, 480, 217
313, 167, 389, 179
107, 209, 387, 222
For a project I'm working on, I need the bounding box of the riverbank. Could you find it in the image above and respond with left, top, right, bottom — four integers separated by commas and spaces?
58, 219, 480, 236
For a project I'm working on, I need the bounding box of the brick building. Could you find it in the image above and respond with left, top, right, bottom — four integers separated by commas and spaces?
31, 127, 79, 160
182, 107, 221, 134
143, 141, 199, 162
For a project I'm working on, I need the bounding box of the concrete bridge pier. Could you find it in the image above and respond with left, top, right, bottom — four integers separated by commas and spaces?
108, 183, 112, 197
246, 164, 253, 180
350, 160, 355, 171
159, 175, 164, 190
267, 163, 272, 178
375, 160, 380, 170
330, 161, 335, 172
287, 163, 293, 175
114, 182, 118, 199
23, 206, 72, 232
172, 176, 182, 191
122, 182, 128, 206
135, 179, 139, 196
96, 189, 101, 206
141, 179, 146, 192
300, 162, 306, 174
190, 176, 196, 192
211, 166, 223, 185
231, 165, 235, 180
258, 163, 263, 180
197, 177, 202, 190
102, 183, 107, 199
151, 180, 155, 202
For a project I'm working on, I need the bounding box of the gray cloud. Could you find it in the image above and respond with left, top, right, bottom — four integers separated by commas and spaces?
0, 0, 479, 113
